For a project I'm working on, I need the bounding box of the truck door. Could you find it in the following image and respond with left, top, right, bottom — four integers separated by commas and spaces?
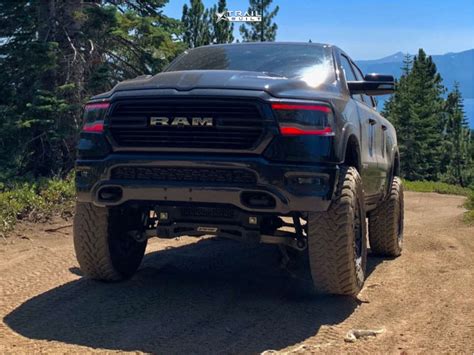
352, 62, 390, 195
351, 62, 390, 194
340, 55, 380, 197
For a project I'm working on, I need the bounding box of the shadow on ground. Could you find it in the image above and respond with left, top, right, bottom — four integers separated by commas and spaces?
5, 238, 383, 353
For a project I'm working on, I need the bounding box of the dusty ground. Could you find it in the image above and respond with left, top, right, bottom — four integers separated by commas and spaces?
0, 191, 473, 354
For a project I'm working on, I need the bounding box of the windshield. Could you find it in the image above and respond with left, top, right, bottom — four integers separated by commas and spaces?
166, 43, 335, 85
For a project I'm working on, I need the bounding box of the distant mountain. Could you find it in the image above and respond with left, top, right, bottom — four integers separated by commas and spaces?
357, 49, 474, 98
363, 51, 406, 64
356, 49, 474, 127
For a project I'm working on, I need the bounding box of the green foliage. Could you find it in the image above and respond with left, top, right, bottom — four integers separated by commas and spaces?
181, 0, 235, 47
109, 6, 184, 77
464, 190, 474, 209
403, 180, 471, 196
384, 50, 445, 181
239, 0, 279, 42
440, 83, 472, 186
0, 1, 184, 181
463, 191, 474, 224
384, 50, 473, 186
0, 174, 75, 236
0, 1, 76, 178
210, 0, 234, 44
463, 210, 474, 224
182, 0, 212, 48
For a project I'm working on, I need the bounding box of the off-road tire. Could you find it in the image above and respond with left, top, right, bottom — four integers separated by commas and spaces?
368, 177, 404, 257
73, 202, 147, 281
307, 166, 367, 296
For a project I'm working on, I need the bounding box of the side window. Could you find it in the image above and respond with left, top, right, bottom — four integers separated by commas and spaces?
340, 55, 363, 103
340, 55, 356, 81
351, 62, 375, 108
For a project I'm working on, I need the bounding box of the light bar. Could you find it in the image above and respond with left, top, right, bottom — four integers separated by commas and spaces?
279, 126, 333, 136
82, 121, 104, 133
271, 103, 332, 113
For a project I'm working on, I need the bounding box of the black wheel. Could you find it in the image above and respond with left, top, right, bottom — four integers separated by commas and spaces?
73, 202, 147, 281
306, 166, 367, 296
368, 177, 404, 257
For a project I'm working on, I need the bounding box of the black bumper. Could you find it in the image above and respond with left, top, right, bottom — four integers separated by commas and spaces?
76, 154, 339, 214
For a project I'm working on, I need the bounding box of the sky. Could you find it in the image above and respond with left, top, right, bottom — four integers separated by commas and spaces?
164, 0, 474, 59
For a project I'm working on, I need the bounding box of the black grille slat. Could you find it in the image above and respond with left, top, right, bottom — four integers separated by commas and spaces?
111, 166, 257, 185
115, 137, 257, 143
113, 131, 262, 137
115, 135, 258, 140
112, 127, 263, 133
116, 139, 254, 145
115, 109, 258, 114
114, 105, 258, 112
115, 141, 254, 148
108, 99, 266, 150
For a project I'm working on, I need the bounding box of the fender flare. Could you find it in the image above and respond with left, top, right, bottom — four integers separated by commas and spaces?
384, 145, 400, 198
389, 145, 400, 177
339, 122, 362, 171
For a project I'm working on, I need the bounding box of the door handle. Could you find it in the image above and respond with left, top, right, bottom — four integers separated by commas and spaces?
368, 118, 377, 125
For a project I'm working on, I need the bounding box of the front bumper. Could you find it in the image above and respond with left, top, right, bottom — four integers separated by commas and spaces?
76, 154, 339, 213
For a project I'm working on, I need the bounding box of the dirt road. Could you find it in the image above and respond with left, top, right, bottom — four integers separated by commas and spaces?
0, 191, 473, 353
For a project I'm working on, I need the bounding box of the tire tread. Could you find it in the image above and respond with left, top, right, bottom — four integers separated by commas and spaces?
368, 177, 404, 257
307, 166, 367, 296
73, 203, 122, 281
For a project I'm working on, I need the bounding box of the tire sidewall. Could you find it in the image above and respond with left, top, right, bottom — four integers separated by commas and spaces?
394, 177, 404, 252
353, 169, 368, 289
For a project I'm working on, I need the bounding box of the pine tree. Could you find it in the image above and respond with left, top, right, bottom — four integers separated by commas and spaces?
442, 83, 472, 186
0, 0, 183, 179
408, 49, 446, 180
210, 0, 234, 44
182, 0, 212, 48
470, 131, 474, 187
239, 0, 279, 42
383, 54, 419, 179
384, 50, 446, 181
0, 0, 85, 177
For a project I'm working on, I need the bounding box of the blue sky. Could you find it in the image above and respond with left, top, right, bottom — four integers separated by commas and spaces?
164, 0, 474, 59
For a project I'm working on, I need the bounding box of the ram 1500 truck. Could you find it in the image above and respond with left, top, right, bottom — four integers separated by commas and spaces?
74, 42, 404, 296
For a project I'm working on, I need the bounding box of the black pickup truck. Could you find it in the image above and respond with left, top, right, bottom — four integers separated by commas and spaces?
74, 42, 404, 296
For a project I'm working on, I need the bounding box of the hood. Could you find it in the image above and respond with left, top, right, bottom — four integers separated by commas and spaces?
92, 70, 341, 101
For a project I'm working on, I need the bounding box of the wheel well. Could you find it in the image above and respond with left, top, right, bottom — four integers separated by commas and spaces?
393, 153, 400, 177
344, 136, 361, 171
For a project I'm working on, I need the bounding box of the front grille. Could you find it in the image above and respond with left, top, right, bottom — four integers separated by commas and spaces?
111, 166, 257, 185
108, 99, 265, 150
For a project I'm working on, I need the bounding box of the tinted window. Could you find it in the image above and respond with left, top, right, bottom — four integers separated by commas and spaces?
352, 62, 364, 81
166, 44, 335, 83
341, 55, 363, 102
340, 55, 356, 81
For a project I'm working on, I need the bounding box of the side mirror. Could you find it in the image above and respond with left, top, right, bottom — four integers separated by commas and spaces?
347, 73, 395, 96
